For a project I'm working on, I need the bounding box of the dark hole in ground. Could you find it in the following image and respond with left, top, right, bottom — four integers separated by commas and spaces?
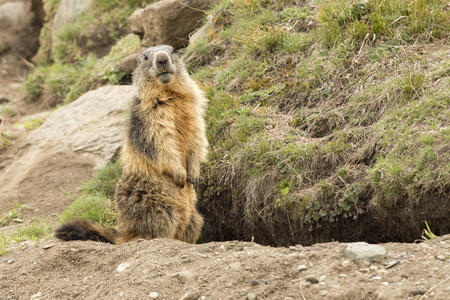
198, 184, 450, 247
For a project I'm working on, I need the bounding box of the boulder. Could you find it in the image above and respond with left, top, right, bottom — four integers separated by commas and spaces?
119, 51, 140, 74
0, 85, 135, 214
29, 85, 134, 169
128, 0, 219, 50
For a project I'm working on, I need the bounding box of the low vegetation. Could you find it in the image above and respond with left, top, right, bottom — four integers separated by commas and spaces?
0, 221, 53, 255
22, 0, 152, 105
183, 0, 450, 245
58, 160, 120, 227
0, 202, 52, 255
23, 33, 140, 104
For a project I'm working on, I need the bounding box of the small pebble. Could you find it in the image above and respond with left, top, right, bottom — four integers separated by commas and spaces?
4, 258, 13, 264
297, 264, 307, 271
229, 262, 241, 269
341, 260, 352, 268
410, 290, 427, 296
321, 290, 328, 296
179, 291, 200, 300
360, 268, 369, 273
30, 292, 42, 300
246, 293, 257, 300
371, 276, 382, 280
369, 266, 378, 271
179, 270, 196, 284
116, 263, 130, 273
149, 292, 158, 298
435, 255, 447, 261
306, 277, 319, 284
41, 244, 53, 250
250, 280, 260, 286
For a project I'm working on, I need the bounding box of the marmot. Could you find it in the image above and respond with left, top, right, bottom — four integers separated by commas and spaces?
55, 45, 208, 244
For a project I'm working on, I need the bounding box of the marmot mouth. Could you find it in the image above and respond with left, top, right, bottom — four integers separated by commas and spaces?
158, 72, 172, 84
157, 69, 173, 75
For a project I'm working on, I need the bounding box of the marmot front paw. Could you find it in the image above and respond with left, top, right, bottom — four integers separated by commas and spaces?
187, 165, 201, 188
173, 167, 187, 188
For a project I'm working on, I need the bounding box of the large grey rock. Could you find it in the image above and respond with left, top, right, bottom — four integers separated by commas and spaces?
0, 85, 134, 197
128, 0, 219, 50
30, 85, 134, 169
342, 242, 386, 262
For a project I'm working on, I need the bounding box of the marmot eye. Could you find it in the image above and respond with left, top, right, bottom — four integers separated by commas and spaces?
143, 54, 148, 61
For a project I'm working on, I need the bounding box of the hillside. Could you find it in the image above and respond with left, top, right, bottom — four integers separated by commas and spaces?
187, 0, 450, 246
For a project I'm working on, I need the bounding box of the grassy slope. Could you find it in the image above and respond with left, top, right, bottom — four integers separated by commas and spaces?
183, 0, 450, 245
53, 0, 450, 247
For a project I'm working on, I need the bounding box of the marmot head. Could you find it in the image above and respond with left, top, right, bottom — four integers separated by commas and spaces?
134, 45, 182, 85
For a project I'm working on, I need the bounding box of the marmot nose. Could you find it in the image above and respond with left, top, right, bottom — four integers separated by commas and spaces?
157, 58, 168, 65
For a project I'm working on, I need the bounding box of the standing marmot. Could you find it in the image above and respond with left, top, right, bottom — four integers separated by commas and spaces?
55, 45, 208, 244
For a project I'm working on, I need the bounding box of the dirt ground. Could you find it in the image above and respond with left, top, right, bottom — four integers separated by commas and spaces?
0, 235, 449, 299
1, 49, 450, 300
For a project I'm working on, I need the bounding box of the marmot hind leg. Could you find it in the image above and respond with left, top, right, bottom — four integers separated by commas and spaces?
180, 209, 204, 243
115, 174, 185, 242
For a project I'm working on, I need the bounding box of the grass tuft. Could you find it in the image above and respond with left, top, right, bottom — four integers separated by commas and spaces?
58, 160, 120, 227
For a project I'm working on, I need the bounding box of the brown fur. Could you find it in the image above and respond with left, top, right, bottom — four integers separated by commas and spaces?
55, 45, 208, 244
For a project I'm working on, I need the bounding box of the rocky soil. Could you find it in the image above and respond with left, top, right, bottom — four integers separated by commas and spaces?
1, 235, 450, 299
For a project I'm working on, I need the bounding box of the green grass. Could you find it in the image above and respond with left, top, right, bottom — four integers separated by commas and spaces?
14, 117, 44, 130
421, 221, 438, 240
58, 160, 120, 227
316, 0, 450, 48
23, 34, 140, 103
0, 131, 15, 150
181, 0, 450, 245
35, 0, 155, 65
0, 220, 53, 255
